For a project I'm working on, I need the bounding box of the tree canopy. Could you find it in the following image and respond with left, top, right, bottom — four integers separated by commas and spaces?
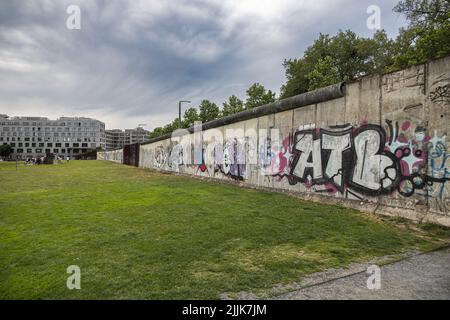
199, 100, 220, 123
182, 107, 199, 128
222, 95, 244, 116
0, 144, 13, 158
280, 0, 450, 98
280, 30, 397, 98
245, 83, 276, 110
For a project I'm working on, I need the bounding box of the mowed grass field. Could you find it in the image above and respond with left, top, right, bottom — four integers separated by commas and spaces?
1, 160, 449, 299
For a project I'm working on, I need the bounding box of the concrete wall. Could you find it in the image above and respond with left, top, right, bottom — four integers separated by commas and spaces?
100, 56, 450, 226
98, 148, 123, 163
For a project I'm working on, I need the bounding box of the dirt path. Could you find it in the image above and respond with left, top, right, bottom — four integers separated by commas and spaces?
275, 247, 450, 300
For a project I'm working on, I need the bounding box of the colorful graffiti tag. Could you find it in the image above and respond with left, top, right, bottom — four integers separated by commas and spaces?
215, 139, 246, 180
264, 120, 448, 209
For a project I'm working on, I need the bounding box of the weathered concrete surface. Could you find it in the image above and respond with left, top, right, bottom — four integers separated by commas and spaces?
275, 247, 450, 300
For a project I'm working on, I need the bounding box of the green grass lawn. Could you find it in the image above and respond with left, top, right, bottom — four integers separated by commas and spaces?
1, 160, 449, 299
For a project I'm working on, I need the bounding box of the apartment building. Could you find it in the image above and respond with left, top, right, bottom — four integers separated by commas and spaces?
0, 114, 105, 159
105, 127, 150, 150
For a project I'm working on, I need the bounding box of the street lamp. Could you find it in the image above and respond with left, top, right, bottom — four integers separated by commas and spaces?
179, 100, 191, 123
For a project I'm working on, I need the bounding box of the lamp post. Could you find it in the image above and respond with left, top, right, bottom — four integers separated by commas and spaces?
178, 100, 191, 124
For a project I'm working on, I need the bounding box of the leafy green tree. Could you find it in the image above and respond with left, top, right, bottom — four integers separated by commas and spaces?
280, 30, 397, 98
361, 30, 396, 74
394, 0, 449, 27
149, 127, 164, 139
280, 58, 310, 99
306, 56, 341, 91
245, 83, 276, 110
222, 95, 244, 116
392, 0, 450, 69
199, 100, 220, 123
182, 107, 199, 128
0, 144, 13, 158
170, 118, 182, 130
162, 122, 174, 134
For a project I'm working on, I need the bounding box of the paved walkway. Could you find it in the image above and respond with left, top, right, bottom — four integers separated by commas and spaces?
276, 247, 450, 300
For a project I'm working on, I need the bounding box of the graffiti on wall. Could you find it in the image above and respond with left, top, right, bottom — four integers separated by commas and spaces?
429, 84, 450, 104
154, 146, 167, 168
264, 120, 448, 210
214, 139, 246, 180
98, 149, 123, 163
269, 123, 399, 195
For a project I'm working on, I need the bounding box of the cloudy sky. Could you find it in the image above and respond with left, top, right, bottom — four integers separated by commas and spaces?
0, 0, 406, 130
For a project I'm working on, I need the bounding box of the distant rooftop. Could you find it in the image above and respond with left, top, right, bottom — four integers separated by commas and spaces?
2, 115, 104, 123
107, 127, 149, 132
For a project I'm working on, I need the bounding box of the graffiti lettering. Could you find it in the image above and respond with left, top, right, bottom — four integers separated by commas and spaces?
429, 84, 450, 104
270, 122, 447, 200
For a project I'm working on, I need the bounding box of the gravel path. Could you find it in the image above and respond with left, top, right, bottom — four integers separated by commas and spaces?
276, 247, 450, 300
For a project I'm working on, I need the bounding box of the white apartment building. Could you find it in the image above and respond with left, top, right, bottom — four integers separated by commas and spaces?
105, 127, 150, 150
0, 114, 105, 159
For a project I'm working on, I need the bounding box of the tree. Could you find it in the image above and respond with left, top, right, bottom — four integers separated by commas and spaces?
392, 0, 450, 69
280, 58, 310, 99
306, 56, 341, 91
393, 0, 450, 27
222, 95, 244, 116
361, 30, 396, 74
182, 107, 199, 128
0, 144, 12, 158
280, 30, 397, 98
199, 100, 220, 123
170, 117, 182, 130
149, 127, 164, 139
162, 122, 174, 134
245, 83, 276, 110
